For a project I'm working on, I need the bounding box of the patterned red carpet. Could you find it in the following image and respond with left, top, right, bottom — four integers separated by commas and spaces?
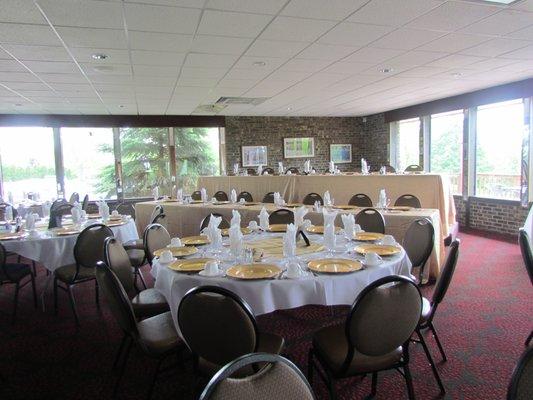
0, 230, 531, 400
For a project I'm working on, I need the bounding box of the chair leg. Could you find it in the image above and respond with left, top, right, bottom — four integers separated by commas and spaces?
67, 285, 80, 326
147, 358, 163, 400
137, 268, 148, 290
95, 280, 100, 308
30, 273, 38, 309
429, 322, 447, 362
403, 364, 416, 400
525, 330, 533, 346
371, 372, 378, 397
325, 370, 337, 400
11, 283, 20, 324
31, 261, 37, 276
416, 330, 445, 394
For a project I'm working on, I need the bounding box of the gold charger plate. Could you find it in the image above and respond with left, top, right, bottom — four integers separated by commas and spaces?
221, 227, 252, 236
334, 205, 358, 210
87, 213, 101, 219
306, 225, 341, 234
242, 202, 260, 206
0, 232, 27, 240
54, 228, 81, 236
190, 200, 204, 204
355, 244, 401, 256
267, 224, 287, 232
212, 201, 230, 205
285, 203, 303, 208
154, 246, 198, 257
168, 258, 214, 272
308, 258, 362, 274
353, 232, 384, 241
387, 206, 412, 211
106, 220, 127, 227
226, 263, 281, 280
181, 235, 210, 246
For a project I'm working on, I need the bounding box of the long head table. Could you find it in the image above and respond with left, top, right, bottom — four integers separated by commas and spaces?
197, 173, 456, 240
135, 201, 442, 280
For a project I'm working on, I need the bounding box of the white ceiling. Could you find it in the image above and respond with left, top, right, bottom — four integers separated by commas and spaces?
0, 0, 532, 117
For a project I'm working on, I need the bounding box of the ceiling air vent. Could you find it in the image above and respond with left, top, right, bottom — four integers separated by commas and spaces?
216, 97, 268, 106
192, 104, 226, 114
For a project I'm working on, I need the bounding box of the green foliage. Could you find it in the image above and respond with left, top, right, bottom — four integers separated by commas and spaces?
3, 164, 76, 181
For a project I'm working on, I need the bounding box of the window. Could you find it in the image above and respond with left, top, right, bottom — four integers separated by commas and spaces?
430, 110, 464, 194
61, 127, 116, 200
391, 118, 420, 171
0, 127, 57, 203
174, 127, 220, 193
120, 127, 171, 199
475, 99, 524, 200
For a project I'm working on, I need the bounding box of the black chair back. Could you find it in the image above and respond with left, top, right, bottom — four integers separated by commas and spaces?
48, 203, 73, 229
200, 213, 230, 232
518, 228, 533, 285
69, 192, 80, 204
50, 198, 69, 211
237, 191, 253, 202
402, 218, 434, 277
348, 193, 372, 207
214, 191, 229, 201
262, 167, 274, 175
404, 164, 422, 172
382, 165, 396, 173
507, 345, 533, 400
247, 168, 257, 176
191, 191, 202, 201
269, 209, 294, 225
0, 202, 18, 220
302, 193, 323, 206
286, 167, 299, 174
81, 195, 89, 211
431, 239, 460, 313
354, 208, 385, 234
74, 223, 114, 270
262, 192, 275, 203
395, 194, 421, 208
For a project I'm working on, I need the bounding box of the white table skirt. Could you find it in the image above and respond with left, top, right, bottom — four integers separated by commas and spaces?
152, 232, 412, 317
3, 219, 139, 271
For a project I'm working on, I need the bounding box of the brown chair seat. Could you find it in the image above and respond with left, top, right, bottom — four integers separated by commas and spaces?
127, 249, 146, 267
55, 264, 95, 282
124, 238, 143, 250
313, 324, 403, 376
132, 288, 170, 320
420, 297, 431, 322
0, 263, 32, 282
137, 311, 181, 356
198, 332, 285, 377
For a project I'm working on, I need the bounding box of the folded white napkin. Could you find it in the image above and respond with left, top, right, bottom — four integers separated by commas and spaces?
176, 188, 183, 202
71, 206, 81, 224
303, 160, 311, 173
329, 161, 335, 174
361, 158, 369, 174
211, 227, 223, 249
324, 190, 332, 206
274, 192, 285, 206
200, 188, 208, 203
257, 165, 263, 175
283, 223, 297, 258
98, 200, 110, 221
313, 201, 321, 213
152, 186, 159, 200
377, 189, 387, 208
341, 213, 355, 237
5, 205, 13, 221
229, 224, 243, 255
278, 162, 284, 174
230, 209, 241, 227
294, 206, 308, 227
230, 189, 237, 203
322, 207, 338, 227
259, 207, 269, 230
25, 212, 35, 230
324, 223, 336, 249
233, 163, 239, 175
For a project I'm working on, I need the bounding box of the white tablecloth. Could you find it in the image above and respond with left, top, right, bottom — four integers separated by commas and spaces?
2, 219, 139, 271
152, 232, 412, 317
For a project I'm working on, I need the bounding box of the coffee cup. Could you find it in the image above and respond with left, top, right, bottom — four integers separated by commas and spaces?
170, 237, 183, 247
239, 198, 246, 204
111, 210, 119, 216
204, 260, 219, 276
211, 197, 217, 203
159, 250, 173, 263
354, 224, 362, 233
365, 252, 382, 266
381, 235, 396, 245
248, 220, 258, 230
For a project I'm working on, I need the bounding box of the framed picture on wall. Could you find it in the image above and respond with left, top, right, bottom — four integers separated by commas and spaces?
242, 145, 268, 167
330, 144, 352, 163
283, 137, 315, 158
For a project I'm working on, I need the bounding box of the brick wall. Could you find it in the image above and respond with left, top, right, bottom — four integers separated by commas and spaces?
225, 116, 361, 172
358, 113, 390, 168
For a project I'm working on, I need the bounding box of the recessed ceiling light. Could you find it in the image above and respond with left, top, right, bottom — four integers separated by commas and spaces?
287, 107, 292, 111
379, 67, 393, 74
92, 53, 108, 60
119, 105, 125, 108
252, 61, 266, 67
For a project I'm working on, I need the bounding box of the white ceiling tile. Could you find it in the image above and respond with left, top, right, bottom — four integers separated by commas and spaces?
507, 24, 533, 40
461, 9, 533, 36
177, 77, 219, 87
125, 0, 205, 7
0, 23, 59, 46
217, 78, 258, 88
499, 44, 533, 59
416, 32, 491, 53
180, 67, 228, 79
348, 0, 444, 26
395, 66, 450, 78
124, 4, 201, 34
406, 1, 500, 31
427, 54, 487, 68
184, 53, 237, 68
133, 64, 179, 76
131, 50, 185, 66
342, 47, 403, 64
318, 22, 393, 46
459, 38, 531, 57
197, 10, 271, 38
0, 0, 47, 23
191, 35, 252, 55
129, 31, 192, 52
281, 0, 368, 21
260, 17, 335, 42
205, 0, 286, 14
89, 74, 133, 84
2, 45, 72, 62
277, 58, 332, 72
511, 0, 533, 11
224, 68, 271, 80
23, 60, 79, 74
70, 48, 131, 64
81, 63, 131, 75
232, 56, 286, 70
322, 61, 374, 74
246, 40, 308, 58
133, 75, 176, 86
0, 72, 43, 82
3, 82, 51, 90
296, 43, 359, 60
467, 57, 517, 70
266, 69, 312, 82
56, 27, 127, 48
384, 50, 448, 66
0, 60, 25, 72
369, 28, 446, 50
38, 0, 123, 29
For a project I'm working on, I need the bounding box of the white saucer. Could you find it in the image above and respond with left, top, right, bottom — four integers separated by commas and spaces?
158, 257, 177, 265
198, 270, 224, 278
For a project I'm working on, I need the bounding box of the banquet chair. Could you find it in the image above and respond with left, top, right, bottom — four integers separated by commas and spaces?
308, 275, 422, 400
507, 345, 533, 400
178, 286, 284, 379
54, 223, 114, 326
48, 203, 73, 229
354, 208, 385, 234
104, 237, 169, 320
269, 209, 294, 225
262, 167, 275, 175
124, 204, 163, 251
191, 190, 202, 200
262, 192, 275, 203
143, 223, 171, 265
517, 228, 533, 345
69, 192, 80, 204
81, 194, 89, 211
348, 193, 372, 207
50, 198, 69, 211
405, 164, 423, 173
382, 165, 396, 173
237, 191, 253, 202
0, 243, 37, 323
95, 261, 183, 399
214, 191, 229, 202
247, 169, 258, 176
200, 353, 315, 400
0, 202, 18, 220
286, 167, 299, 174
200, 213, 230, 232
417, 239, 460, 363
303, 192, 323, 206
395, 194, 422, 208
115, 202, 136, 218
403, 218, 435, 284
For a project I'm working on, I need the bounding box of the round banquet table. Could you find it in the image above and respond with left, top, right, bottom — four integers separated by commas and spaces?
1, 218, 139, 272
152, 231, 413, 321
